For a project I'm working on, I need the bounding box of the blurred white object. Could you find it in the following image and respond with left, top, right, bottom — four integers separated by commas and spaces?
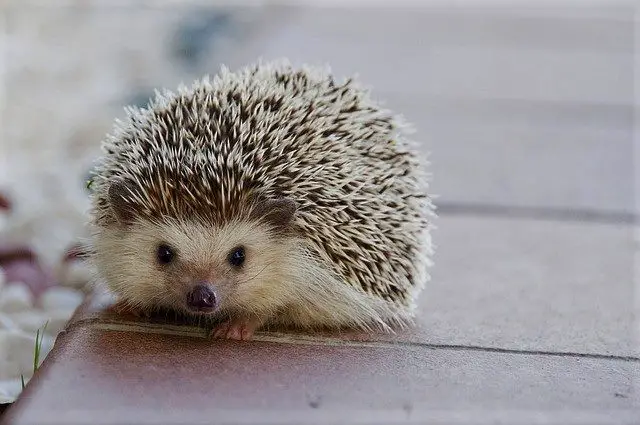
0, 283, 34, 314
0, 379, 23, 404
0, 313, 18, 331
6, 311, 50, 335
0, 330, 37, 381
39, 286, 83, 312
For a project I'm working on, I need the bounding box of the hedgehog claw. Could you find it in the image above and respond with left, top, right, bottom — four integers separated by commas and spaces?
212, 318, 259, 341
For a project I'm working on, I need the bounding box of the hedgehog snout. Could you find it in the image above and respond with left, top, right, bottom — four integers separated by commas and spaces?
186, 283, 218, 313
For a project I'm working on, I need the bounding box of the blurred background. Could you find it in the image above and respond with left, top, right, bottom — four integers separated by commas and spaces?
0, 0, 637, 406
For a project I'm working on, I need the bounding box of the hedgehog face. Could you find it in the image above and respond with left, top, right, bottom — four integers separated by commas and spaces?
93, 217, 301, 318
92, 189, 301, 319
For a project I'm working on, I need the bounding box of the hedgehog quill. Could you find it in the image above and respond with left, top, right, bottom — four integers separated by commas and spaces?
88, 60, 435, 340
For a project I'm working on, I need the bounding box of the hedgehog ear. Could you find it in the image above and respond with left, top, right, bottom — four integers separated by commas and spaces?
250, 194, 298, 231
108, 181, 137, 225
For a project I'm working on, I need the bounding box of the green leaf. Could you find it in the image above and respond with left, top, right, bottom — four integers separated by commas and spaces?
33, 328, 40, 372
33, 321, 49, 373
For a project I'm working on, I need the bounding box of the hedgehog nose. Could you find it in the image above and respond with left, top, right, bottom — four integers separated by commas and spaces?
186, 284, 217, 312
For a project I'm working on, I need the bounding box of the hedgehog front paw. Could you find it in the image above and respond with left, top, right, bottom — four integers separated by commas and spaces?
211, 318, 261, 341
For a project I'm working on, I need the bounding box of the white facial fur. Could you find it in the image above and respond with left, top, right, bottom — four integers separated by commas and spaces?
91, 217, 303, 320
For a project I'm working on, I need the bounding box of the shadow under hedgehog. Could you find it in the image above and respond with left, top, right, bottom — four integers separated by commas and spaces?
87, 59, 435, 340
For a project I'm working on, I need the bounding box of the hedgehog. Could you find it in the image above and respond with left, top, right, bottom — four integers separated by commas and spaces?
87, 59, 435, 340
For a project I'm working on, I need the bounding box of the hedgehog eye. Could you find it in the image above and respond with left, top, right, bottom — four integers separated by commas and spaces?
157, 244, 176, 265
228, 246, 245, 267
